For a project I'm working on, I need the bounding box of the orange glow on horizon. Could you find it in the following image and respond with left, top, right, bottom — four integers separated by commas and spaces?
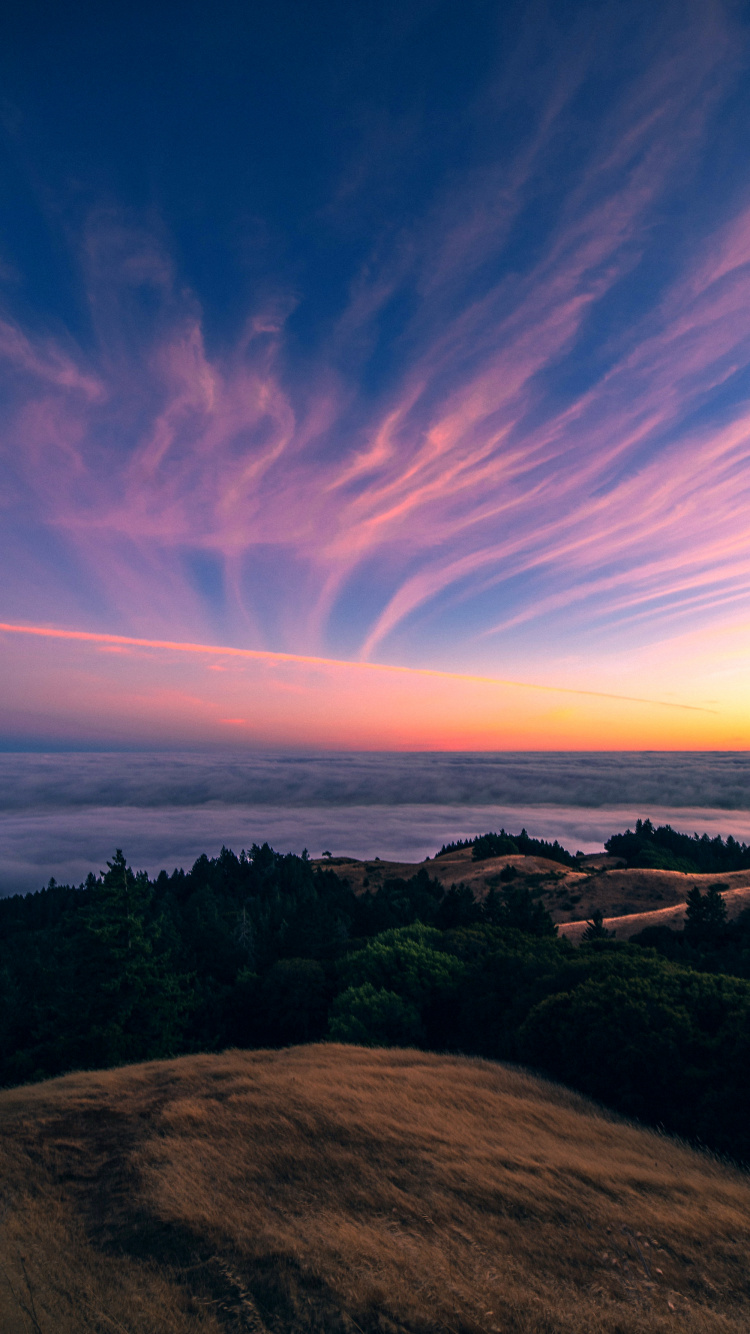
1, 619, 747, 751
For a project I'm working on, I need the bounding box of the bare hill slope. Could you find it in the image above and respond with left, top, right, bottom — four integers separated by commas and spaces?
1, 1045, 749, 1333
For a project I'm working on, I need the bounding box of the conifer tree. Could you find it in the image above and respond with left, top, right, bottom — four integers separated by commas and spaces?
78, 850, 190, 1068
581, 908, 613, 942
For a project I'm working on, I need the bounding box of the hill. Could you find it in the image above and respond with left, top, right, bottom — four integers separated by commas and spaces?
315, 846, 750, 927
561, 882, 750, 944
1, 1044, 749, 1333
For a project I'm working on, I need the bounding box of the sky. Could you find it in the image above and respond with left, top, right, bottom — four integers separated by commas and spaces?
1, 0, 750, 749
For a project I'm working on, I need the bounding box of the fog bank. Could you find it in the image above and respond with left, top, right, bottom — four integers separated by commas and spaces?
1, 751, 748, 812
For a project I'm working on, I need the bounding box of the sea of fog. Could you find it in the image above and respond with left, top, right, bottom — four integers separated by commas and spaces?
0, 751, 749, 897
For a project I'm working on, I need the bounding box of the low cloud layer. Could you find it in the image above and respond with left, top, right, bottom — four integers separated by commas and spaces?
0, 751, 748, 813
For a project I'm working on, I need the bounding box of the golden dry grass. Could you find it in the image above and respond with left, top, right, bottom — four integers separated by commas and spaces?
560, 882, 750, 943
312, 850, 574, 904
315, 847, 750, 925
1, 1045, 749, 1333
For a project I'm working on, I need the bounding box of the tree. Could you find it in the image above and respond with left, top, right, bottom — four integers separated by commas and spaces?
473, 832, 519, 861
258, 958, 328, 1046
605, 820, 750, 873
581, 909, 613, 943
684, 883, 727, 948
484, 885, 557, 937
435, 883, 481, 929
341, 924, 463, 1006
518, 974, 693, 1124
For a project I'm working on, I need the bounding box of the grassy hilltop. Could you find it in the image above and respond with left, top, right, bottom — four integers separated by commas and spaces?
1, 1044, 749, 1334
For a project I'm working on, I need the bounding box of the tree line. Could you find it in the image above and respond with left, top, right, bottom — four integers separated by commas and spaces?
605, 816, 750, 873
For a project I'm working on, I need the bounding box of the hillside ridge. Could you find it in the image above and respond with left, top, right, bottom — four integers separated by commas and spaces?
315, 846, 750, 928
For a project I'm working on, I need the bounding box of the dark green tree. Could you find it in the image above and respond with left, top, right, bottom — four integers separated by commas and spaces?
581, 909, 613, 942
684, 882, 728, 948
341, 924, 463, 1006
472, 832, 519, 861
257, 958, 328, 1045
484, 885, 557, 937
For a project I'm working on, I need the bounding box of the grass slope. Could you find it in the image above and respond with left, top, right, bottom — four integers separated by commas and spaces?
318, 847, 750, 931
560, 883, 750, 943
1, 1046, 749, 1333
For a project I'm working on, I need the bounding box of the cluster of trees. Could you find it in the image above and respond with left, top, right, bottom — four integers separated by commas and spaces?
606, 817, 750, 873
436, 829, 578, 866
1, 831, 750, 1162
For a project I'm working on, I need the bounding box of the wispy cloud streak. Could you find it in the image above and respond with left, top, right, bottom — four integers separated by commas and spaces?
0, 622, 711, 710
